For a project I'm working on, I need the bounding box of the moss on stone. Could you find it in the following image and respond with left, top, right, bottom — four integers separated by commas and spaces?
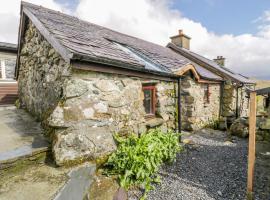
0, 151, 48, 178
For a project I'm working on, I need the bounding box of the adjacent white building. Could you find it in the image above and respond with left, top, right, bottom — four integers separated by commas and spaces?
0, 42, 18, 105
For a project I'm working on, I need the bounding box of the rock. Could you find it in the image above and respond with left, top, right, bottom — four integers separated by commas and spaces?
259, 118, 270, 130
82, 108, 95, 119
256, 134, 264, 141
224, 140, 233, 145
94, 102, 108, 113
182, 138, 195, 145
53, 125, 116, 166
145, 118, 164, 128
53, 129, 95, 166
86, 175, 119, 200
185, 96, 194, 104
113, 188, 128, 200
64, 79, 88, 98
94, 80, 120, 92
48, 106, 65, 127
230, 118, 249, 138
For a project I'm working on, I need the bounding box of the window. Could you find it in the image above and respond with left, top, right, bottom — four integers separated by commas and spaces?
0, 58, 16, 80
143, 85, 156, 116
203, 84, 210, 103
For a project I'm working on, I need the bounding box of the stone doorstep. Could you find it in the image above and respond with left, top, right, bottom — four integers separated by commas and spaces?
0, 146, 50, 171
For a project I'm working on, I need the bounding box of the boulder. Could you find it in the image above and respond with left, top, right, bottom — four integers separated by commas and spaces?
259, 118, 270, 130
53, 125, 116, 166
229, 118, 249, 138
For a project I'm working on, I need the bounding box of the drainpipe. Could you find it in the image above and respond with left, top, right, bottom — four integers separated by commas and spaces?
219, 81, 225, 119
177, 77, 182, 140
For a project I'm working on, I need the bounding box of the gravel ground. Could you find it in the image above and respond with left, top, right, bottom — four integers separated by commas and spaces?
144, 129, 270, 200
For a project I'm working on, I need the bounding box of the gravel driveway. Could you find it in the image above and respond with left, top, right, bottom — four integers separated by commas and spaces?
146, 129, 270, 200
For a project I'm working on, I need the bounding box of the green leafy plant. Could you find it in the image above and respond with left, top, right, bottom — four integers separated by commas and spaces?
104, 128, 182, 199
204, 119, 219, 130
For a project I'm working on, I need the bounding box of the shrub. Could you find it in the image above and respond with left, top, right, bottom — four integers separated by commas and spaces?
104, 128, 182, 199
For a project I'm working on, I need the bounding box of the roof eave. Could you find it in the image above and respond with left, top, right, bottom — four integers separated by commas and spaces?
71, 55, 179, 79
167, 42, 255, 85
16, 3, 74, 79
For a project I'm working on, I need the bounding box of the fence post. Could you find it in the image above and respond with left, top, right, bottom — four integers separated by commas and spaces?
247, 91, 256, 200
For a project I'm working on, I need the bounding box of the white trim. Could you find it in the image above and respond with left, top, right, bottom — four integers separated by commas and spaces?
0, 81, 17, 84
1, 59, 6, 79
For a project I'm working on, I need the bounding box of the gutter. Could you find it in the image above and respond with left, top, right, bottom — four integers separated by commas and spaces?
219, 80, 225, 120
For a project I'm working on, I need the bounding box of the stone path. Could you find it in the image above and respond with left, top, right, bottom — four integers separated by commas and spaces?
0, 106, 49, 164
147, 129, 270, 200
54, 163, 96, 200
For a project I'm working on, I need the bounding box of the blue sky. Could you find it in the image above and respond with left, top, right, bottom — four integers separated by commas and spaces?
172, 0, 270, 35
56, 0, 270, 36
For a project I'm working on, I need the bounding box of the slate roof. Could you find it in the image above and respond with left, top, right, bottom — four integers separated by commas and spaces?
167, 43, 255, 84
19, 2, 249, 82
0, 42, 17, 53
256, 87, 270, 95
22, 3, 190, 71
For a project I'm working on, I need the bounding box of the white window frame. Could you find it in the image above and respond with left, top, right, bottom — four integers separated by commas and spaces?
0, 52, 17, 81
0, 59, 6, 79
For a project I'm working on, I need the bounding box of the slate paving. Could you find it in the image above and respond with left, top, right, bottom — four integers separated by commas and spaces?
0, 106, 49, 164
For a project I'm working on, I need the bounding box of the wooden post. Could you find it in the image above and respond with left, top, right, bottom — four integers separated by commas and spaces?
247, 91, 256, 199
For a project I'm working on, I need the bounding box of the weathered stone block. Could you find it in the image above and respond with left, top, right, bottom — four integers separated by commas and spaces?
94, 80, 120, 92
259, 118, 270, 130
53, 125, 116, 166
64, 79, 88, 98
145, 118, 164, 128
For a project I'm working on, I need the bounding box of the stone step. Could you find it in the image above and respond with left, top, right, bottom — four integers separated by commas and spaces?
0, 144, 50, 177
0, 107, 50, 176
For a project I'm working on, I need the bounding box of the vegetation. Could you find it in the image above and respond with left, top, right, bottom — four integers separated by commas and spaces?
104, 128, 182, 199
204, 119, 219, 130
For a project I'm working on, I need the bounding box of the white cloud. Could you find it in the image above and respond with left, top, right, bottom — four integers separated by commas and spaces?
76, 0, 270, 79
1, 0, 270, 79
0, 0, 65, 43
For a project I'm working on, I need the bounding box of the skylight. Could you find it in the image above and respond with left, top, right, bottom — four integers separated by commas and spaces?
113, 42, 166, 72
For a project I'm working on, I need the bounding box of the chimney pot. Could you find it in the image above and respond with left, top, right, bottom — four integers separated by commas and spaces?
213, 56, 225, 66
170, 30, 191, 50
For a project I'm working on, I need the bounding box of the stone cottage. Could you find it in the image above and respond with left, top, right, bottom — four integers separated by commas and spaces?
0, 42, 18, 105
16, 2, 255, 165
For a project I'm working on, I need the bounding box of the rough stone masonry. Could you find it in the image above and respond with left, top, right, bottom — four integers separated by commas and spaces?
18, 22, 177, 165
18, 20, 247, 166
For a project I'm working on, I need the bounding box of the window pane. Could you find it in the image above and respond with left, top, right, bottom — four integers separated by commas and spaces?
5, 59, 16, 79
143, 89, 152, 114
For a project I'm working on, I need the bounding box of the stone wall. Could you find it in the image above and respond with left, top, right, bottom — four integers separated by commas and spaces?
18, 21, 177, 166
180, 74, 221, 130
48, 70, 177, 165
18, 21, 71, 120
222, 81, 250, 118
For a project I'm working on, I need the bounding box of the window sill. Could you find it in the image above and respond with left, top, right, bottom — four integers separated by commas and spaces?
144, 114, 156, 119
